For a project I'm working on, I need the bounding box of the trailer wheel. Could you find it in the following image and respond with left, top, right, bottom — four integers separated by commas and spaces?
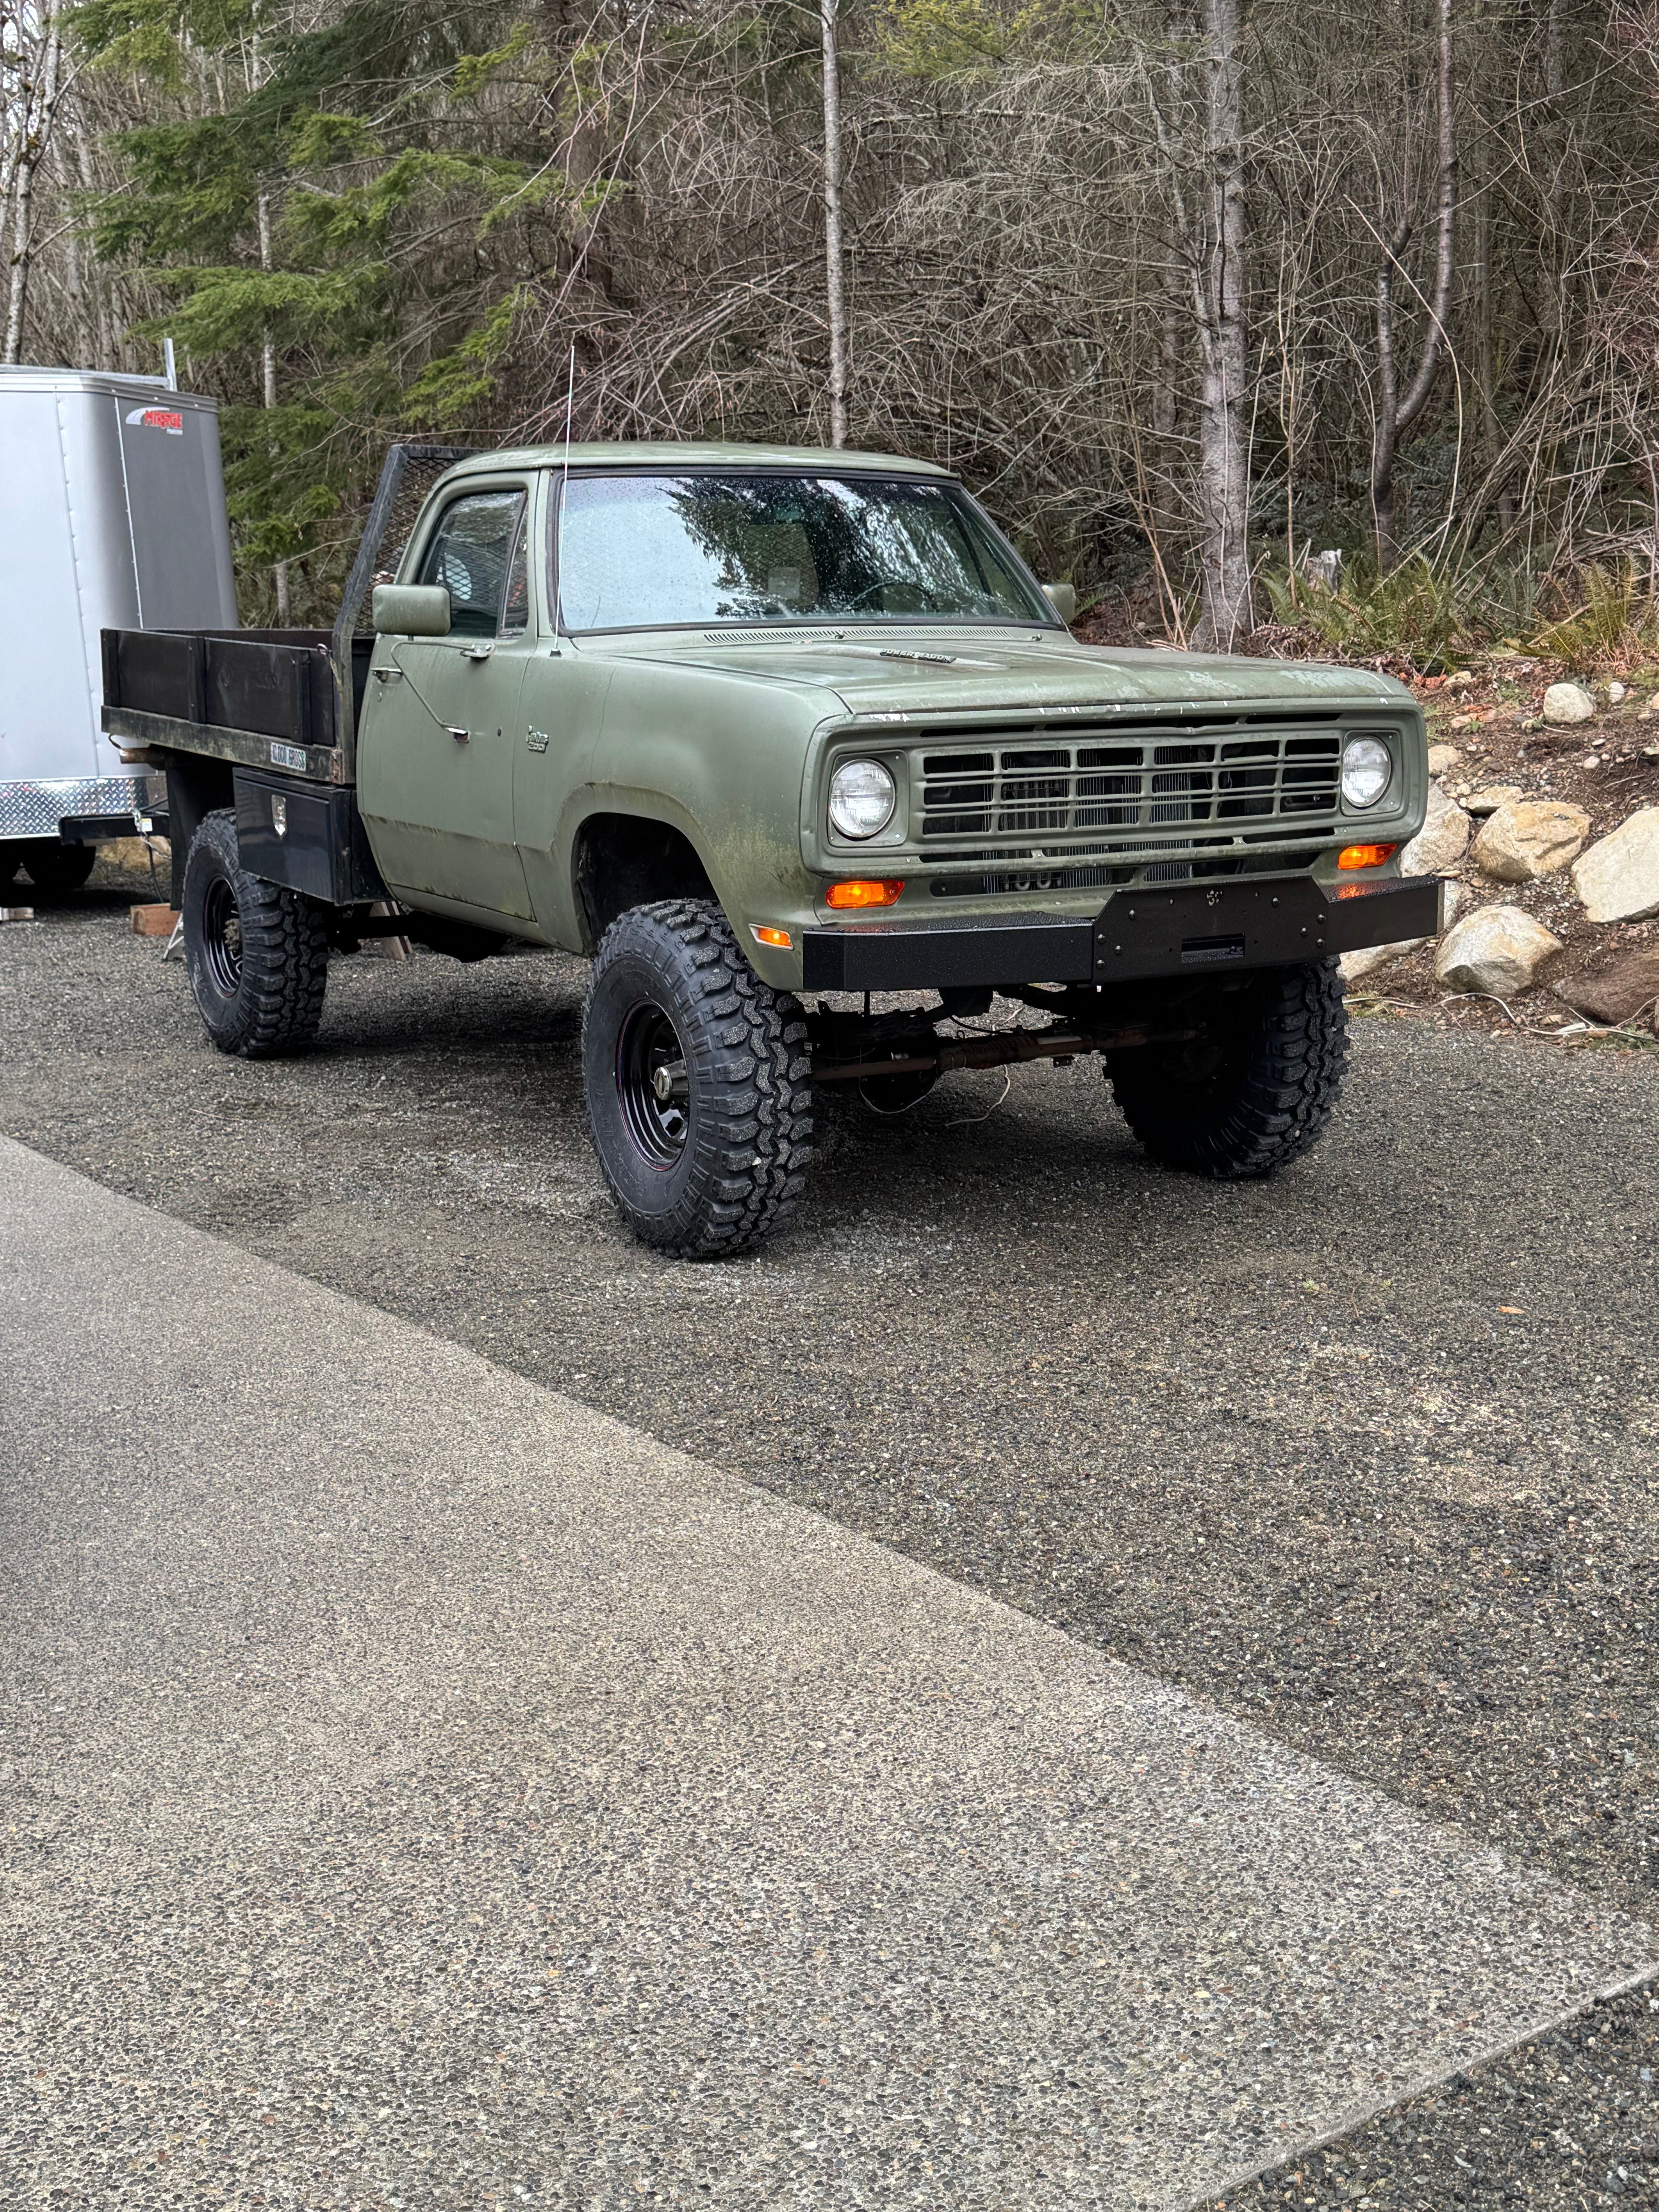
1106, 960, 1348, 1179
583, 898, 813, 1258
181, 808, 329, 1058
19, 840, 96, 893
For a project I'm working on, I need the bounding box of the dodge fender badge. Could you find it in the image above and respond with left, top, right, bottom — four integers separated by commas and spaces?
526, 727, 550, 753
271, 794, 287, 837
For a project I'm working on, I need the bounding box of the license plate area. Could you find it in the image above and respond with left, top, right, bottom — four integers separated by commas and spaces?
1094, 878, 1331, 980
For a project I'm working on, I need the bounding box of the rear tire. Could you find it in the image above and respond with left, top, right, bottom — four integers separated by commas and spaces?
1107, 960, 1347, 1178
19, 840, 97, 892
181, 808, 329, 1058
583, 898, 813, 1258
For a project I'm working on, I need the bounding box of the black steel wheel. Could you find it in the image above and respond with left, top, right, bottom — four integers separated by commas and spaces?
615, 999, 692, 1166
181, 808, 329, 1058
1106, 960, 1348, 1179
583, 898, 813, 1258
19, 840, 96, 893
200, 874, 244, 997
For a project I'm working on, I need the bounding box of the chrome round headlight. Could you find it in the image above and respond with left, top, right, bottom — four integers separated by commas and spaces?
1341, 735, 1391, 808
829, 758, 896, 840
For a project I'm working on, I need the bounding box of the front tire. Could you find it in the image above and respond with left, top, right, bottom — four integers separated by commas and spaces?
181, 809, 329, 1058
19, 840, 96, 892
1107, 960, 1348, 1178
583, 899, 813, 1258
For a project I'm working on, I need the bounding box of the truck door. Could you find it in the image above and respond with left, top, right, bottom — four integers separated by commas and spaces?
357, 480, 537, 920
514, 472, 615, 942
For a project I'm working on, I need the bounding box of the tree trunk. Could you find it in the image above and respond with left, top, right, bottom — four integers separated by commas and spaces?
1190, 0, 1252, 652
256, 186, 291, 623
1370, 0, 1456, 568
820, 0, 848, 447
3, 0, 64, 364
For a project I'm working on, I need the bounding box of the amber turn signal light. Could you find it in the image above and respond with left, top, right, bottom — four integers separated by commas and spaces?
1337, 843, 1396, 871
750, 924, 793, 949
826, 879, 904, 909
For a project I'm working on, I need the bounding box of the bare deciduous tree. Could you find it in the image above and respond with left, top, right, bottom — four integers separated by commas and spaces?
2, 0, 66, 362
1191, 0, 1253, 647
1369, 0, 1456, 565
820, 0, 848, 447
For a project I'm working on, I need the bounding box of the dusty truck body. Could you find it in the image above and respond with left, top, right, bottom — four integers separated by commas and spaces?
103, 440, 1444, 1256
1, 366, 237, 891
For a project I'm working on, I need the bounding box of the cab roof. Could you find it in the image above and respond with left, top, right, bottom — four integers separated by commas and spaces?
444, 441, 956, 478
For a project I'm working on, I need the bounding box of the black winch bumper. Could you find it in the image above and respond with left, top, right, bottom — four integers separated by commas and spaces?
799, 874, 1446, 993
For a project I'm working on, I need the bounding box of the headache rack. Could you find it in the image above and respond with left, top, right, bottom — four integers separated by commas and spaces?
101, 443, 475, 788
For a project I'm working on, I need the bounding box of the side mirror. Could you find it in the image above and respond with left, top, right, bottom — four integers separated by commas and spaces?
372, 583, 451, 637
1042, 581, 1077, 625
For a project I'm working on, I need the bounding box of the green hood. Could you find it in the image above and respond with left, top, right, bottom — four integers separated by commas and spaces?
598, 628, 1413, 719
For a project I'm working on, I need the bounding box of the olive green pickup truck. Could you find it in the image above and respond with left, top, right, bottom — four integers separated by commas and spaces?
104, 439, 1442, 1257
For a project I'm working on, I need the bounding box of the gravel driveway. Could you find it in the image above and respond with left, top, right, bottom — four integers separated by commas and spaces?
3, 861, 1656, 2204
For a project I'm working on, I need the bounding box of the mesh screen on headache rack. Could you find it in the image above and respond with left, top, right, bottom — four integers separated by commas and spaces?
364, 448, 481, 598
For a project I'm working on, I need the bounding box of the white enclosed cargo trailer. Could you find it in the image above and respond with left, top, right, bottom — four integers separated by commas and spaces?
0, 365, 238, 891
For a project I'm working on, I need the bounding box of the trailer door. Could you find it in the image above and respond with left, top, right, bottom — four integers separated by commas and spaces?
117, 396, 237, 629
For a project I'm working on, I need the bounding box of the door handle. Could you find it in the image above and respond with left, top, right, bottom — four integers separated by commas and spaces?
446, 725, 469, 744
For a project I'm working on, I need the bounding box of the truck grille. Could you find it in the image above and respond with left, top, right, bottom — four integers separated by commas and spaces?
929, 847, 1322, 898
916, 721, 1343, 845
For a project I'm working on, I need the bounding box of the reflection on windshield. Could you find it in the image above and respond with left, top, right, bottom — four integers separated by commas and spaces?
555, 472, 1052, 630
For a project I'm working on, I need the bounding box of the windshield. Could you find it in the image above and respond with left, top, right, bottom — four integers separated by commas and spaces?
554, 471, 1053, 631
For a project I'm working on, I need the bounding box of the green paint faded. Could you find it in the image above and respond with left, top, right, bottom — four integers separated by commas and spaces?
354, 444, 1429, 988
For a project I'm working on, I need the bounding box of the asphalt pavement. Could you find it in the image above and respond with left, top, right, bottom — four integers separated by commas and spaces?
3, 864, 1659, 2203
8, 1133, 1653, 2209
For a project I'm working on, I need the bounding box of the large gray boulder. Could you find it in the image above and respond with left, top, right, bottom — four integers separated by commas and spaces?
1572, 807, 1659, 923
1400, 781, 1471, 876
1434, 905, 1562, 996
1472, 799, 1590, 883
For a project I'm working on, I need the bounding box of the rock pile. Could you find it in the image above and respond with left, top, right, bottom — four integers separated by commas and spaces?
1342, 763, 1659, 1026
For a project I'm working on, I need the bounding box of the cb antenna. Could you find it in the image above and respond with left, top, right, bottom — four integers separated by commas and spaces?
553, 341, 576, 644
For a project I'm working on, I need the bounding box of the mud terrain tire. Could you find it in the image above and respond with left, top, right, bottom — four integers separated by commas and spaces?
1107, 960, 1348, 1178
182, 808, 329, 1058
584, 898, 813, 1258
